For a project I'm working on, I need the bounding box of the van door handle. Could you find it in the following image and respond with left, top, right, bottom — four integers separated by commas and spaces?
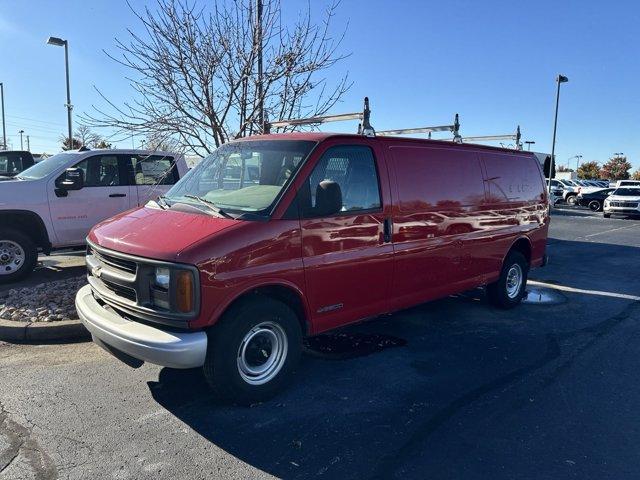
383, 217, 393, 243
109, 193, 126, 198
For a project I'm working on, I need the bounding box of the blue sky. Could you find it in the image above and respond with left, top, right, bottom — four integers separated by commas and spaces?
0, 0, 638, 170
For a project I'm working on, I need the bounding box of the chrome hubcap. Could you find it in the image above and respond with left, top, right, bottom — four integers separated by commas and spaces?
0, 240, 25, 275
237, 321, 288, 385
506, 264, 523, 299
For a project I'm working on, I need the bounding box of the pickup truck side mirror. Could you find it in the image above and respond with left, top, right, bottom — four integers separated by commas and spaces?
57, 167, 85, 191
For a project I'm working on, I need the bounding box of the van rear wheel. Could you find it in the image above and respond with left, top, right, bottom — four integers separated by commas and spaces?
0, 229, 37, 284
203, 296, 302, 404
487, 250, 528, 309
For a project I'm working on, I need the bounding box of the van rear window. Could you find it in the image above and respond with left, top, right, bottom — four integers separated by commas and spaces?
390, 146, 485, 211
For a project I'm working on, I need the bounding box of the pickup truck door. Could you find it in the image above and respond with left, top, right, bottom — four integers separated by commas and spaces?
47, 154, 135, 246
123, 154, 180, 206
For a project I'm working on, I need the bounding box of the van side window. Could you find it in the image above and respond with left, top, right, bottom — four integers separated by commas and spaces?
301, 145, 381, 217
74, 155, 121, 187
129, 155, 177, 185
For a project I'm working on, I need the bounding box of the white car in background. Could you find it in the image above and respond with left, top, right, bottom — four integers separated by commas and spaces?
603, 187, 640, 218
0, 148, 188, 282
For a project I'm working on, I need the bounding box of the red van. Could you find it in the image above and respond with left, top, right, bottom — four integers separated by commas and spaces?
76, 132, 549, 403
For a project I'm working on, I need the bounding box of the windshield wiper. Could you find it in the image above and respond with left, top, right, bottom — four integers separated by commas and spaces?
155, 195, 170, 210
183, 195, 233, 218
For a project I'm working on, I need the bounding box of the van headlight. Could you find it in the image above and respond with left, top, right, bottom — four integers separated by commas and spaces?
151, 266, 195, 313
154, 267, 171, 290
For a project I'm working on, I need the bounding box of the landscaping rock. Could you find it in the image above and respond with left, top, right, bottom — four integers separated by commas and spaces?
0, 276, 87, 323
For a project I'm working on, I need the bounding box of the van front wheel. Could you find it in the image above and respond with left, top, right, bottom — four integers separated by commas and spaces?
203, 296, 302, 404
487, 250, 529, 309
0, 229, 37, 284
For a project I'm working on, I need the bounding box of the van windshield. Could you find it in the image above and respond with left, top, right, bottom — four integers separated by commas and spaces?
19, 153, 76, 180
165, 140, 316, 214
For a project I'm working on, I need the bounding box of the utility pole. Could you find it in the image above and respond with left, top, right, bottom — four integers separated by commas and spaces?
18, 130, 24, 150
549, 74, 569, 190
26, 135, 30, 151
0, 83, 5, 150
256, 0, 264, 133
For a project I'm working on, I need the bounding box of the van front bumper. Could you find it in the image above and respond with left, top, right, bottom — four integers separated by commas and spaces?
75, 285, 207, 369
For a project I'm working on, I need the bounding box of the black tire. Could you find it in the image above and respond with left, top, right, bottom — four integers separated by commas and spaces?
566, 194, 577, 206
487, 250, 529, 309
203, 295, 302, 405
0, 228, 37, 284
588, 200, 601, 212
603, 213, 611, 218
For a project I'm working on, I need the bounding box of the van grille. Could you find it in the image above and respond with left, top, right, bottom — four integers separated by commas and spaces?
101, 278, 137, 302
90, 247, 137, 274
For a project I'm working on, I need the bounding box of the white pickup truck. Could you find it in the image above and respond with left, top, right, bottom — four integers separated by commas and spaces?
0, 148, 188, 283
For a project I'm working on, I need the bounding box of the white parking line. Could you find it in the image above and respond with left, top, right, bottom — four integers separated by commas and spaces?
583, 223, 640, 238
528, 280, 640, 302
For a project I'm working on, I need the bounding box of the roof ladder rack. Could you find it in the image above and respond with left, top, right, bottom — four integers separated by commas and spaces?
264, 97, 375, 137
377, 114, 462, 143
461, 126, 523, 150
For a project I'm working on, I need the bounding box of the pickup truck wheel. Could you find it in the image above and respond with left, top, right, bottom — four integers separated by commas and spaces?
487, 250, 529, 309
0, 229, 37, 284
203, 296, 302, 404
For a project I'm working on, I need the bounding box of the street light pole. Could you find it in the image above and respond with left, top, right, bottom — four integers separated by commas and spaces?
0, 82, 5, 150
47, 36, 73, 144
26, 135, 30, 151
525, 140, 535, 151
548, 74, 569, 191
18, 130, 24, 150
575, 154, 582, 171
256, 0, 264, 133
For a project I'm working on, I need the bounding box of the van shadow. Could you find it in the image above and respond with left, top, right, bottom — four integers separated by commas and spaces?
147, 239, 640, 479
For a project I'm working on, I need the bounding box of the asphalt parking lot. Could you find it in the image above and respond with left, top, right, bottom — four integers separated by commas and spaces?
1, 209, 640, 480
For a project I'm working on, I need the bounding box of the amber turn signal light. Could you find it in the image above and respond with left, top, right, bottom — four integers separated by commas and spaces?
176, 270, 194, 313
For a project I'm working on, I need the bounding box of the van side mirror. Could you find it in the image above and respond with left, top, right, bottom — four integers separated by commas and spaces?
314, 180, 343, 216
56, 167, 85, 191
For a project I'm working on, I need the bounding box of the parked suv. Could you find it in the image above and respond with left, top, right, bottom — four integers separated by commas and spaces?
76, 133, 549, 403
0, 150, 35, 178
603, 187, 640, 218
0, 149, 187, 282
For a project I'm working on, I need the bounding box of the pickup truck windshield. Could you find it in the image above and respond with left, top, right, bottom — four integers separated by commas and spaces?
19, 153, 77, 180
166, 140, 316, 214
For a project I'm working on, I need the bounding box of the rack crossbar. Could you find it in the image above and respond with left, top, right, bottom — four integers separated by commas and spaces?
269, 112, 363, 129
377, 125, 454, 136
461, 134, 517, 142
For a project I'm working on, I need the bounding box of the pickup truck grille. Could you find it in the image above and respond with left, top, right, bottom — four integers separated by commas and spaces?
609, 201, 638, 208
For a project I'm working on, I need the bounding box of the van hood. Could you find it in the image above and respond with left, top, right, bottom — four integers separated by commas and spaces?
88, 204, 241, 262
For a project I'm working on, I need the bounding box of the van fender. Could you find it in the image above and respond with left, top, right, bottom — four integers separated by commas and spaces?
503, 235, 533, 266
208, 278, 313, 335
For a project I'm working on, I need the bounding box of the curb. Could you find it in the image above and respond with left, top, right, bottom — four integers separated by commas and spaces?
0, 318, 90, 343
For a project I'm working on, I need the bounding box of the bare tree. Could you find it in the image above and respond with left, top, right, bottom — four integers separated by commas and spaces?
83, 0, 351, 156
75, 125, 102, 148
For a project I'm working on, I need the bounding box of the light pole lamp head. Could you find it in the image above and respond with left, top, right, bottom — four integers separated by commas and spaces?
47, 36, 67, 47
557, 74, 569, 83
